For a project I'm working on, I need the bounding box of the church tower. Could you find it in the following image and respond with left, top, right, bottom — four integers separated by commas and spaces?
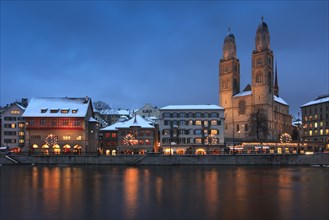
251, 17, 274, 107
219, 28, 240, 109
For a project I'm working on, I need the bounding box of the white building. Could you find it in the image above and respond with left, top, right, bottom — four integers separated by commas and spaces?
0, 103, 26, 151
159, 105, 225, 155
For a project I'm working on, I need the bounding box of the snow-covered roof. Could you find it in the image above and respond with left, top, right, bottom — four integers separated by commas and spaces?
23, 97, 91, 117
274, 95, 288, 106
89, 117, 97, 122
301, 96, 329, 107
233, 91, 252, 97
101, 115, 154, 131
160, 105, 223, 110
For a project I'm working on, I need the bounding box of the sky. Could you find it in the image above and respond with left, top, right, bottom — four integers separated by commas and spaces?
1, 1, 328, 118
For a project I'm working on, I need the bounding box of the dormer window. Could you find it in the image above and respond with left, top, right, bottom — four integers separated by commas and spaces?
50, 109, 59, 113
61, 109, 69, 114
41, 109, 48, 113
72, 109, 78, 114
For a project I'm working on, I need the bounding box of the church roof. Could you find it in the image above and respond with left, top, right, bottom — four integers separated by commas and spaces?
274, 95, 288, 106
233, 91, 252, 97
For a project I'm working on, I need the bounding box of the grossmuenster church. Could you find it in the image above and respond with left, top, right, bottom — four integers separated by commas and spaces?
219, 18, 292, 143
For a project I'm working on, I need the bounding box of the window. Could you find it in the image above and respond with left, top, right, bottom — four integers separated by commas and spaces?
204, 121, 208, 127
164, 120, 170, 125
31, 135, 41, 140
50, 109, 59, 113
51, 120, 57, 126
194, 130, 202, 135
11, 123, 16, 128
4, 131, 16, 136
63, 136, 71, 140
314, 122, 318, 128
162, 129, 170, 135
245, 124, 248, 131
61, 109, 69, 114
238, 100, 246, 115
40, 119, 46, 126
211, 120, 217, 125
211, 130, 218, 135
11, 110, 21, 115
195, 113, 202, 118
195, 120, 202, 126
62, 120, 69, 126
41, 109, 47, 113
210, 113, 218, 118
195, 138, 202, 144
179, 113, 186, 118
179, 120, 186, 126
73, 121, 81, 126
188, 120, 193, 125
163, 113, 170, 118
172, 113, 178, 118
19, 131, 24, 136
309, 130, 312, 136
77, 136, 82, 140
145, 131, 151, 136
256, 72, 263, 83
4, 117, 16, 121
187, 113, 193, 118
18, 123, 25, 128
72, 109, 78, 114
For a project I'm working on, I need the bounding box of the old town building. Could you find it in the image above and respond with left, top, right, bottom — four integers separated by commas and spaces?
159, 105, 224, 155
219, 18, 292, 143
22, 97, 98, 154
301, 95, 329, 150
0, 102, 26, 151
100, 115, 158, 155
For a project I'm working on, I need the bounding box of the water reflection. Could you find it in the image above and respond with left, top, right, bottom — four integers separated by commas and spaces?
0, 166, 328, 220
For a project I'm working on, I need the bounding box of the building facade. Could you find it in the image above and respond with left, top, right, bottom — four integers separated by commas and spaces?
0, 103, 26, 150
135, 104, 160, 119
23, 97, 98, 154
301, 95, 329, 150
100, 115, 157, 155
219, 18, 292, 143
159, 105, 225, 155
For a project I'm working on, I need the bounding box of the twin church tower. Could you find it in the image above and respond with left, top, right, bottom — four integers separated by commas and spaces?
219, 18, 292, 142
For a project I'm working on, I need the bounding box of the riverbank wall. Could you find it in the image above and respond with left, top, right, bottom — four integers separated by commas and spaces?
1, 153, 328, 165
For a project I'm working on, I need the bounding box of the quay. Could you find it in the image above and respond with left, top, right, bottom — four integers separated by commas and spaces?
1, 153, 328, 166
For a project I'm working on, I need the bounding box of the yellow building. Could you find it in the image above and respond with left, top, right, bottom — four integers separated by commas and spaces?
219, 18, 292, 143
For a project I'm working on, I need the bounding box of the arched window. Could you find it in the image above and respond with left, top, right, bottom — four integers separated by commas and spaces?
256, 72, 263, 83
238, 100, 246, 115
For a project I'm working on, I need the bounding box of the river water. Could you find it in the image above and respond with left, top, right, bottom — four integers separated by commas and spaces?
0, 165, 328, 220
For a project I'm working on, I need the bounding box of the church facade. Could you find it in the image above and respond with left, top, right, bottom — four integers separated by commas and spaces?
219, 18, 292, 143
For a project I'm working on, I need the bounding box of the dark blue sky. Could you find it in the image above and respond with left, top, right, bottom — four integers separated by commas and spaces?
1, 1, 328, 118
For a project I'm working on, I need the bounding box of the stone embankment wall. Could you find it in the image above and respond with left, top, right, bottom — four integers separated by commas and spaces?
1, 153, 328, 165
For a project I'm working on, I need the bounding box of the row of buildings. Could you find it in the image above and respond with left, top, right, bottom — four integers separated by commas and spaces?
1, 94, 328, 155
1, 18, 328, 154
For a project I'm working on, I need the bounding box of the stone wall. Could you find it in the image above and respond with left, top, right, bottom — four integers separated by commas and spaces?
1, 153, 328, 165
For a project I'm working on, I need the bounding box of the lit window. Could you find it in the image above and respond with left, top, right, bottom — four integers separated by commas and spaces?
19, 139, 24, 143
309, 130, 312, 136
211, 120, 217, 125
320, 121, 323, 127
72, 109, 78, 114
18, 123, 25, 128
19, 132, 24, 136
326, 129, 329, 135
10, 110, 20, 115
195, 120, 202, 125
77, 136, 82, 140
211, 130, 218, 135
314, 122, 318, 128
320, 129, 323, 135
195, 138, 202, 144
61, 109, 69, 114
111, 133, 117, 138
204, 121, 208, 127
63, 136, 71, 140
11, 124, 16, 128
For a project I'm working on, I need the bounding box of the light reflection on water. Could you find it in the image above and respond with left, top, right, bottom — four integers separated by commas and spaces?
0, 166, 328, 220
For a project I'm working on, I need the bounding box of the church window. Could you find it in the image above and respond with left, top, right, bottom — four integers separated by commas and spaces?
268, 71, 272, 93
238, 100, 246, 115
244, 124, 248, 131
256, 58, 262, 66
256, 72, 263, 83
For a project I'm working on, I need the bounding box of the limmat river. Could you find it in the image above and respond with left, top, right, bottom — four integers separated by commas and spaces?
0, 165, 328, 220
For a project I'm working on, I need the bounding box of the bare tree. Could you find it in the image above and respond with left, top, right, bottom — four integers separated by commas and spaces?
93, 101, 111, 114
248, 108, 269, 141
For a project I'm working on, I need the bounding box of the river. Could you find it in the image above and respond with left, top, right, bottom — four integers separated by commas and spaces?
0, 165, 328, 220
